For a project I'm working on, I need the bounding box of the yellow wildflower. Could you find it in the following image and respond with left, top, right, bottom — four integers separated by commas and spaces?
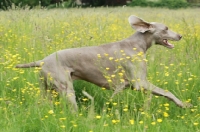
129, 119, 134, 125
194, 122, 199, 126
151, 122, 156, 125
157, 119, 162, 123
139, 121, 143, 124
48, 110, 54, 114
163, 112, 169, 117
96, 115, 101, 119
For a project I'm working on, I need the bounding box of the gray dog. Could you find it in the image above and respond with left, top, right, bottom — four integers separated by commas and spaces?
16, 15, 191, 111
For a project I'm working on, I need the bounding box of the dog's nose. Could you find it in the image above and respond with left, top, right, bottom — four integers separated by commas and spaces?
179, 35, 182, 40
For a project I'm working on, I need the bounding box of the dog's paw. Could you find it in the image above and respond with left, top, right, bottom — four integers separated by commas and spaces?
182, 102, 193, 108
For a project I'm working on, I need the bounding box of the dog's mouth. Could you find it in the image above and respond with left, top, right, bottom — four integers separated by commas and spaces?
162, 39, 174, 49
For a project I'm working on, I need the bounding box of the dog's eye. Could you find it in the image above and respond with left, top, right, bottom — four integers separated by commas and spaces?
165, 27, 168, 30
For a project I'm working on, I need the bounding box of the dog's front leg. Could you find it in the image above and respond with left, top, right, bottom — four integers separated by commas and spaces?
145, 82, 192, 108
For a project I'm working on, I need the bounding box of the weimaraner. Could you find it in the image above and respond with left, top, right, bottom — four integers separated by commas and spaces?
16, 15, 191, 111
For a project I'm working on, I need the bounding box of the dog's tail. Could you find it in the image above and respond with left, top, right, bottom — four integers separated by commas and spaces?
15, 60, 44, 68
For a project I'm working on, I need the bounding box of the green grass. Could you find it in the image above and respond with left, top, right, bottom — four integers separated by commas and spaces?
0, 7, 200, 132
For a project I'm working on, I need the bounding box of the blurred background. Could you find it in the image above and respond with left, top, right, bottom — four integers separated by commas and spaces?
1, 0, 200, 10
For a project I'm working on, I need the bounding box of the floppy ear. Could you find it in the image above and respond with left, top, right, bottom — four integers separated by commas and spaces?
128, 15, 152, 33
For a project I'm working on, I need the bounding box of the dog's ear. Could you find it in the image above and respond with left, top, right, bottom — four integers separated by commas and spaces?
128, 15, 152, 33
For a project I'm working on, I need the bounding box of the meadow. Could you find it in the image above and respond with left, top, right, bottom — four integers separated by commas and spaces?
0, 7, 200, 132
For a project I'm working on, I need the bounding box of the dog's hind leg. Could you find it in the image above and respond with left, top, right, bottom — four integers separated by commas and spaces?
111, 82, 126, 99
48, 70, 78, 112
54, 80, 78, 112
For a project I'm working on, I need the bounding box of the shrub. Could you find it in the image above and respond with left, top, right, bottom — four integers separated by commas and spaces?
47, 0, 75, 9
0, 0, 52, 9
156, 0, 189, 9
11, 0, 51, 7
129, 0, 189, 9
0, 0, 12, 10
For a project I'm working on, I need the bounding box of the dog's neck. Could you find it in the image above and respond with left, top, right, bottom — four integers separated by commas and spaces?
129, 32, 154, 52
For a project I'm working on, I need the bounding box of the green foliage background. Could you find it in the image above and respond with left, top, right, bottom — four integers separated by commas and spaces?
1, 0, 200, 9
130, 0, 189, 9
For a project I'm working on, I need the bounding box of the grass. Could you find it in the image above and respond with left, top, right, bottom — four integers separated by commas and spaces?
0, 7, 200, 132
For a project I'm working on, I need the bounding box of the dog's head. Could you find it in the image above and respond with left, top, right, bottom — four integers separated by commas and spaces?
128, 15, 182, 49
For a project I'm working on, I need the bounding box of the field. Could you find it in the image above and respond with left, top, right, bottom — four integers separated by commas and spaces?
0, 7, 200, 132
